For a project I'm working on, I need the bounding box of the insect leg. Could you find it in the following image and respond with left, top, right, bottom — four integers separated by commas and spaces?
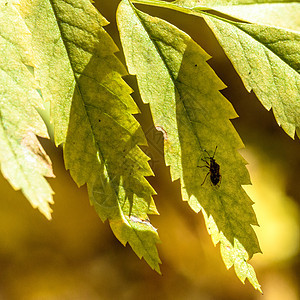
200, 159, 210, 167
198, 164, 209, 169
201, 172, 210, 186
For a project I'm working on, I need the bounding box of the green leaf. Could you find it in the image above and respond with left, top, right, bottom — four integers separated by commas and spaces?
0, 0, 54, 219
117, 0, 261, 290
159, 0, 300, 138
203, 18, 300, 138
20, 0, 161, 272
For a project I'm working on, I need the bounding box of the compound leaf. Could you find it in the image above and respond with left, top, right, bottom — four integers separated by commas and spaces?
19, 0, 161, 271
117, 0, 261, 290
0, 0, 54, 219
171, 0, 300, 138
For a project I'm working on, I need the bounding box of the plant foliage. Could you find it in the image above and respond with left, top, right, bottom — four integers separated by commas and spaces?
0, 0, 54, 219
1, 0, 299, 291
19, 0, 161, 272
172, 0, 300, 138
118, 0, 261, 290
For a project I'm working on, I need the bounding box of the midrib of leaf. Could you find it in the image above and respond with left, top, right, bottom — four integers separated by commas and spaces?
230, 23, 300, 73
47, 16, 93, 146
49, 2, 109, 181
46, 1, 104, 177
70, 76, 160, 269
131, 5, 207, 155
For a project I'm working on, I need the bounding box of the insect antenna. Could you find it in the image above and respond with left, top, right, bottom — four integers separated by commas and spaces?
212, 146, 218, 158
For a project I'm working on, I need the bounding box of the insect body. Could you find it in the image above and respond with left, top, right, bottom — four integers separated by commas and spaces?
198, 146, 221, 187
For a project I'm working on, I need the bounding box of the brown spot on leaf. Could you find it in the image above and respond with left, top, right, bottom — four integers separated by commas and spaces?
21, 131, 54, 178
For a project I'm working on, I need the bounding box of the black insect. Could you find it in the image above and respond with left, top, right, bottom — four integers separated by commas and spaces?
198, 146, 221, 187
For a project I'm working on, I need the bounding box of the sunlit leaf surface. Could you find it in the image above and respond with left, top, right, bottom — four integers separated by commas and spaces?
172, 0, 300, 138
118, 0, 261, 290
0, 0, 54, 219
19, 0, 161, 271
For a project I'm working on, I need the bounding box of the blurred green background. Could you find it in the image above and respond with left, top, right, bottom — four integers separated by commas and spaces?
0, 1, 299, 299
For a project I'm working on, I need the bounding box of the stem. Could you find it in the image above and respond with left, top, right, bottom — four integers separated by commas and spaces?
131, 0, 208, 15
131, 0, 241, 26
